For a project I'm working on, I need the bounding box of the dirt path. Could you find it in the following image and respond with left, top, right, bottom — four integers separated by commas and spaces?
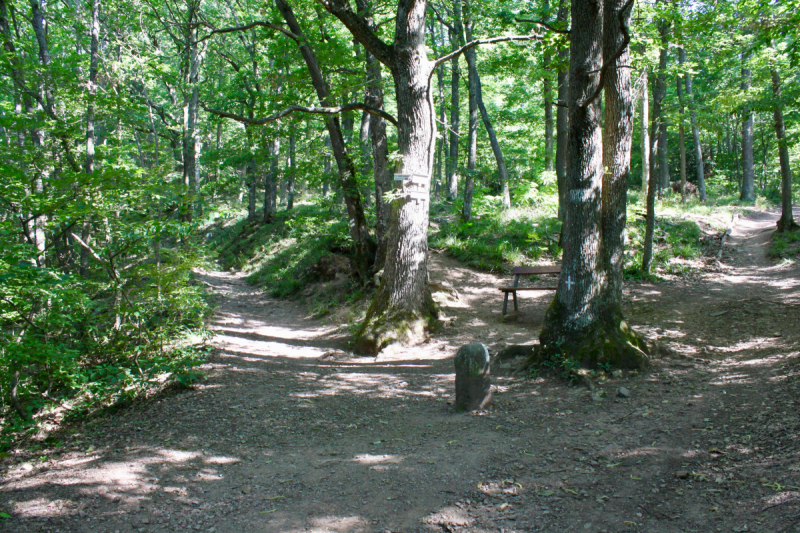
2, 209, 799, 533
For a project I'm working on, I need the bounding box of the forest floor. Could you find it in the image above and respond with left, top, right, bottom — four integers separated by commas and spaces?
2, 207, 800, 533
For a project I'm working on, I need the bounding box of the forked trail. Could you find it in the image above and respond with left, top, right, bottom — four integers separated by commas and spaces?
2, 208, 799, 533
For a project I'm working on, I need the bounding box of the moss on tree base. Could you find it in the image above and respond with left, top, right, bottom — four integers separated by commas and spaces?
354, 298, 440, 356
532, 299, 649, 373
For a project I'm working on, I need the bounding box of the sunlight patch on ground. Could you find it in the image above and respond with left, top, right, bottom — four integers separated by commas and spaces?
302, 515, 370, 532
298, 372, 448, 400
214, 334, 328, 359
4, 448, 239, 518
352, 454, 405, 465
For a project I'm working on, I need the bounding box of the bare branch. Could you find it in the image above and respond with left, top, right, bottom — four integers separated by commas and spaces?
433, 33, 542, 68
515, 18, 570, 34
197, 20, 299, 44
70, 232, 104, 264
203, 102, 398, 127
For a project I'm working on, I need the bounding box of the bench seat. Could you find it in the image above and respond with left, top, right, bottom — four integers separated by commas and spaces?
500, 265, 561, 315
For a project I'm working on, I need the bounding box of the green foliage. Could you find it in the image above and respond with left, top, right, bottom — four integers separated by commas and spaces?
0, 227, 212, 445
769, 229, 800, 259
527, 343, 582, 384
211, 203, 353, 297
625, 201, 705, 278
429, 195, 562, 271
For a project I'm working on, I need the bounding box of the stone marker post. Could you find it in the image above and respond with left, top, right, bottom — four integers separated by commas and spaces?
454, 343, 492, 411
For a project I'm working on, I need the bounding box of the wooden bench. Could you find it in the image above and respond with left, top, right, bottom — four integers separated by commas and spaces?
499, 265, 561, 315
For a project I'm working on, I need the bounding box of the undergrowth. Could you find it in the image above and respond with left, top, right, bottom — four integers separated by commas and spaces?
429, 194, 562, 272
1, 233, 213, 450
210, 203, 354, 297
769, 229, 800, 260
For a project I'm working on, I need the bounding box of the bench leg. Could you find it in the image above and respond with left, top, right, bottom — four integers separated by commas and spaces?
512, 291, 518, 312
502, 292, 509, 315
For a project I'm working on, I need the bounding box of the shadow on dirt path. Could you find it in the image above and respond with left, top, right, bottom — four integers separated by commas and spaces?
1, 208, 799, 533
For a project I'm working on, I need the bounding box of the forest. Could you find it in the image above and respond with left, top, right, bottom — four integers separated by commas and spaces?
1, 0, 799, 531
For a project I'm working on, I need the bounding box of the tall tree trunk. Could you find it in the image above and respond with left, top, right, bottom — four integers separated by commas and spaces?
82, 0, 100, 276
325, 0, 438, 354
460, 0, 478, 222
601, 0, 633, 311
682, 48, 706, 201
277, 0, 372, 281
287, 128, 296, 211
435, 62, 446, 199
263, 138, 277, 223
640, 66, 649, 200
460, 0, 511, 209
542, 0, 554, 171
544, 67, 554, 172
677, 48, 687, 202
658, 121, 669, 193
29, 0, 50, 264
246, 160, 257, 220
246, 124, 257, 220
539, 0, 647, 370
643, 11, 669, 273
322, 135, 331, 197
182, 0, 201, 221
555, 0, 568, 222
772, 68, 796, 232
541, 0, 605, 347
356, 0, 391, 268
740, 53, 755, 201
446, 3, 462, 202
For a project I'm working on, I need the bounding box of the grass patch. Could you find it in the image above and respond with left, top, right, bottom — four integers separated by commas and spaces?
769, 229, 800, 260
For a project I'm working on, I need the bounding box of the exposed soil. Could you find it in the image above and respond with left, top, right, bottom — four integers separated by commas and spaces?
2, 208, 799, 533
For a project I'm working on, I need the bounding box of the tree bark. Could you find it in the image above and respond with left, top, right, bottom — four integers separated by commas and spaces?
544, 68, 554, 172
555, 0, 568, 222
538, 0, 647, 370
446, 3, 461, 202
677, 49, 687, 202
324, 0, 438, 354
287, 127, 296, 211
601, 0, 633, 310
459, 0, 511, 209
740, 54, 755, 201
683, 48, 706, 200
658, 119, 669, 193
643, 11, 669, 273
772, 68, 796, 232
356, 0, 392, 268
460, 0, 478, 222
640, 66, 649, 200
435, 61, 446, 199
276, 0, 372, 281
182, 0, 202, 221
264, 138, 279, 222
539, 2, 604, 334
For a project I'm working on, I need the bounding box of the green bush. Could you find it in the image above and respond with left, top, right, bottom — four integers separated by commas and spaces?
0, 220, 211, 447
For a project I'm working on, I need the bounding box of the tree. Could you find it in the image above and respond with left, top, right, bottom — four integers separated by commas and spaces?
537, 0, 648, 370
321, 0, 540, 353
643, 0, 670, 274
682, 46, 707, 201
740, 48, 755, 201
771, 63, 797, 232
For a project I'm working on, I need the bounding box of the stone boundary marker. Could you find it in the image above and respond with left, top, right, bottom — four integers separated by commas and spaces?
454, 343, 492, 411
